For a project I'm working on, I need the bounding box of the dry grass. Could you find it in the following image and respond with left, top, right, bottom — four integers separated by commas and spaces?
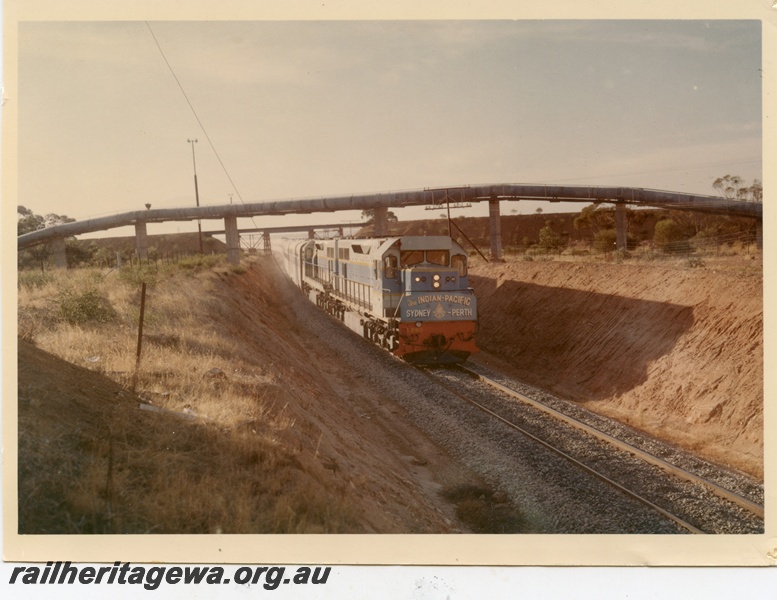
490, 242, 762, 275
18, 256, 359, 534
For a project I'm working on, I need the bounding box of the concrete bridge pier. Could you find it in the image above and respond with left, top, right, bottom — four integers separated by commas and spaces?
615, 202, 627, 251
488, 196, 503, 261
225, 216, 241, 265
52, 237, 68, 269
135, 220, 149, 260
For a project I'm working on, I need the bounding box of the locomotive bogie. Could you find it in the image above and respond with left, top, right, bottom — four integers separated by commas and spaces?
274, 235, 478, 365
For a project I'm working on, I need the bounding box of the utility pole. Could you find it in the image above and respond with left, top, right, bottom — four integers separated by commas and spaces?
187, 138, 204, 255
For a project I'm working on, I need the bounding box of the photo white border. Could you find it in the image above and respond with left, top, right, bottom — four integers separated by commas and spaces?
3, 0, 775, 567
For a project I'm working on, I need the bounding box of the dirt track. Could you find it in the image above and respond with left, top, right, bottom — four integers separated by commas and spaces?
469, 259, 763, 477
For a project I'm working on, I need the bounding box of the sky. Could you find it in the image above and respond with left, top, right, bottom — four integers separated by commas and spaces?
17, 19, 763, 238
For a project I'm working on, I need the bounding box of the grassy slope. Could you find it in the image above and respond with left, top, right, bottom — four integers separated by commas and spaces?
18, 257, 360, 534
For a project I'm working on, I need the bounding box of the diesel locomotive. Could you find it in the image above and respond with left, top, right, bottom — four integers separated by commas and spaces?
275, 235, 478, 365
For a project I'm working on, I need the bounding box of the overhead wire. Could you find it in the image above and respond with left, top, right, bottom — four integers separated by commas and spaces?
144, 21, 260, 229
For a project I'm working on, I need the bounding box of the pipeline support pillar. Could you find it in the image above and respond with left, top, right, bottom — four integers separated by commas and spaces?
373, 206, 388, 237
52, 237, 68, 269
225, 215, 241, 265
135, 220, 149, 260
488, 197, 503, 261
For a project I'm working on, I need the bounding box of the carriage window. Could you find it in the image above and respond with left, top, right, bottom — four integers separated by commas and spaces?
384, 255, 398, 279
400, 250, 424, 267
426, 250, 449, 266
451, 254, 467, 277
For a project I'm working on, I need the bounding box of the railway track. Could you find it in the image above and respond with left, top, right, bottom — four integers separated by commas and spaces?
418, 363, 764, 535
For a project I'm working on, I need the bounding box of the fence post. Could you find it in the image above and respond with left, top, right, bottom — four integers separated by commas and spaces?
131, 282, 147, 393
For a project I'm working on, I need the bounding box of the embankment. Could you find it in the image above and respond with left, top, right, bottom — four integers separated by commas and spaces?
470, 260, 763, 478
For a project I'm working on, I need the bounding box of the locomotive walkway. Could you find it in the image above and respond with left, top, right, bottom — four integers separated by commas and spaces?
18, 183, 763, 268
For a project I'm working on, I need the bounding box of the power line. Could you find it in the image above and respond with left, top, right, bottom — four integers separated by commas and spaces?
144, 22, 251, 211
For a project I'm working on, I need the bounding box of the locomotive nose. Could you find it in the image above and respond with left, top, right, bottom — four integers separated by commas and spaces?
406, 269, 458, 292
426, 333, 448, 349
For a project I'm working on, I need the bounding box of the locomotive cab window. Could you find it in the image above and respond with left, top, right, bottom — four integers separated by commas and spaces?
384, 255, 398, 279
400, 250, 424, 267
426, 250, 449, 266
451, 254, 467, 277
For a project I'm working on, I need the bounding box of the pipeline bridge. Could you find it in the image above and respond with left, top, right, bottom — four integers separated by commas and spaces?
17, 183, 763, 268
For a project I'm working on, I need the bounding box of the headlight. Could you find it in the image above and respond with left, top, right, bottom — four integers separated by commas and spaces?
414, 276, 420, 282
433, 281, 441, 289
433, 274, 441, 281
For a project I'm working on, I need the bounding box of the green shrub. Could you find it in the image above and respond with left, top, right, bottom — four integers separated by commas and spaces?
58, 288, 115, 325
119, 266, 160, 287
537, 223, 566, 254
654, 219, 691, 254
593, 229, 617, 253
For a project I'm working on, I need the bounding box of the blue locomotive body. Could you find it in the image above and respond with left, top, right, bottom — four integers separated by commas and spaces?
276, 235, 478, 365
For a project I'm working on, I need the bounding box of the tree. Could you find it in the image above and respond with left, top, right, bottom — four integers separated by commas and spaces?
18, 205, 76, 234
654, 219, 690, 253
713, 175, 762, 202
18, 206, 77, 271
573, 203, 615, 235
18, 206, 45, 235
65, 240, 98, 268
361, 208, 398, 223
537, 220, 566, 254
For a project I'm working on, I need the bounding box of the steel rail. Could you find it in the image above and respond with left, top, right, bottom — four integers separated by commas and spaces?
418, 366, 704, 534
457, 365, 764, 520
